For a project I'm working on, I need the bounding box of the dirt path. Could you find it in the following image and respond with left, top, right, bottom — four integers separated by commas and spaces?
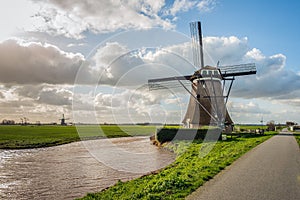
187, 131, 300, 200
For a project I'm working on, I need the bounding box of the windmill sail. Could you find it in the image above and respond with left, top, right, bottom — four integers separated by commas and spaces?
190, 21, 204, 68
220, 63, 256, 77
148, 75, 191, 91
183, 21, 232, 127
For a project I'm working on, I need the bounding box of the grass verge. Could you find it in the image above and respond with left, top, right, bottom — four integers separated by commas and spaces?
79, 132, 276, 200
0, 125, 156, 149
294, 133, 300, 147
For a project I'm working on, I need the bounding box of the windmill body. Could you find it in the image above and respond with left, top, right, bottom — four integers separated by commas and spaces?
60, 114, 70, 126
148, 21, 256, 129
183, 66, 233, 128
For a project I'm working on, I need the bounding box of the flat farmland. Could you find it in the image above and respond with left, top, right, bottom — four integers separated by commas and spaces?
0, 125, 156, 149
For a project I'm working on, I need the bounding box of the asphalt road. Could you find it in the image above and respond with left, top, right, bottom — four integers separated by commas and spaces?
187, 131, 300, 200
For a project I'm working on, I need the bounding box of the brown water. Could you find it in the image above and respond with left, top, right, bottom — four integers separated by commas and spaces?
0, 137, 175, 200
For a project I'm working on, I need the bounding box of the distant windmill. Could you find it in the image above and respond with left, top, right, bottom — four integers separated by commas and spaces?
148, 21, 256, 128
59, 114, 70, 126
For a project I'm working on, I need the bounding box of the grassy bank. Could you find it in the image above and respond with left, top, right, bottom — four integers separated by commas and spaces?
79, 132, 276, 200
294, 133, 300, 147
0, 125, 156, 149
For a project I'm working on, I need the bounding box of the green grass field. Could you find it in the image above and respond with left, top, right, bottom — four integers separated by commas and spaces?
234, 125, 267, 131
0, 125, 156, 149
79, 131, 276, 200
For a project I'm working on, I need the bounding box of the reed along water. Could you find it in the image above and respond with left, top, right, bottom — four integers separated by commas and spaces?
0, 137, 175, 200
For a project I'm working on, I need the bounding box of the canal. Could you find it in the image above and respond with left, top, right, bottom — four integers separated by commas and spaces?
0, 137, 175, 200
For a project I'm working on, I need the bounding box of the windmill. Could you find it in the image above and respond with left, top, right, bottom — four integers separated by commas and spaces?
148, 21, 256, 129
59, 114, 69, 126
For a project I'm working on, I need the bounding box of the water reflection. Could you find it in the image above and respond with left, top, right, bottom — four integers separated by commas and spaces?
0, 137, 175, 200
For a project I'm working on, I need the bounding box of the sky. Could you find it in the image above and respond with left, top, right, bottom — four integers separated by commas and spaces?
0, 0, 300, 125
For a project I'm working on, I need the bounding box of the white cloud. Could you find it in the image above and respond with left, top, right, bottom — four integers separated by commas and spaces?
245, 48, 265, 61
37, 87, 72, 106
0, 84, 74, 122
1, 29, 299, 124
89, 42, 194, 87
0, 39, 97, 84
30, 0, 173, 39
95, 88, 161, 110
93, 42, 129, 70
204, 36, 249, 65
168, 0, 197, 16
67, 43, 87, 48
186, 36, 300, 100
167, 0, 216, 16
228, 101, 270, 115
231, 52, 300, 98
14, 84, 43, 99
2, 35, 298, 103
94, 87, 184, 124
0, 0, 217, 40
88, 37, 300, 101
24, 0, 218, 39
11, 84, 73, 106
197, 0, 217, 12
164, 97, 182, 105
227, 100, 272, 124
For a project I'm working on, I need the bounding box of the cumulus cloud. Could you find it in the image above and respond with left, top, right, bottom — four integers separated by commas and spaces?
0, 84, 74, 122
197, 0, 217, 12
188, 36, 300, 100
163, 0, 217, 16
37, 88, 72, 106
95, 88, 161, 110
31, 0, 172, 39
26, 0, 217, 39
86, 36, 300, 101
14, 85, 43, 99
12, 84, 72, 106
203, 36, 249, 65
0, 100, 70, 123
2, 35, 297, 101
67, 43, 87, 48
1, 31, 299, 123
231, 49, 300, 99
168, 0, 198, 16
0, 99, 35, 109
93, 87, 184, 123
89, 41, 194, 87
228, 101, 270, 115
226, 100, 272, 124
0, 39, 97, 84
